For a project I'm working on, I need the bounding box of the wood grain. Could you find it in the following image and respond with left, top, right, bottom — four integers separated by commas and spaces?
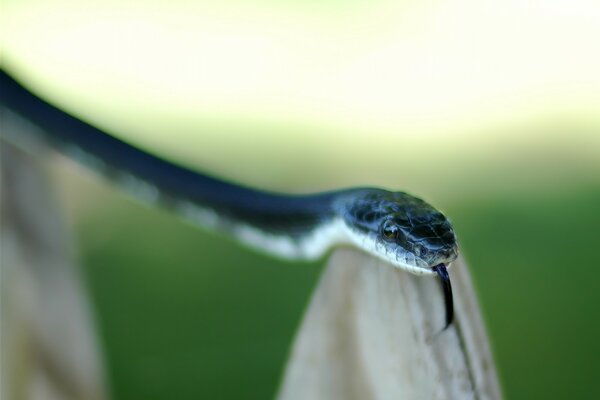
278, 249, 502, 400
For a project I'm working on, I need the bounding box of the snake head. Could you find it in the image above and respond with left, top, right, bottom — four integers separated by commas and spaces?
338, 189, 458, 275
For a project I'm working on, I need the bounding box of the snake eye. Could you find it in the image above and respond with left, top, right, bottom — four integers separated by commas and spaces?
382, 220, 400, 241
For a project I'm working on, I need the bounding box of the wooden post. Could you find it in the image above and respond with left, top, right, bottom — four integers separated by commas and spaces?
1, 122, 108, 400
278, 249, 502, 400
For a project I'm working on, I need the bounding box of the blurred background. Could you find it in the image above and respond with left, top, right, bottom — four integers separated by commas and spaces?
2, 0, 599, 399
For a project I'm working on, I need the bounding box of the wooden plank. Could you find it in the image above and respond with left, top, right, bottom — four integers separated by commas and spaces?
1, 132, 108, 400
278, 249, 502, 400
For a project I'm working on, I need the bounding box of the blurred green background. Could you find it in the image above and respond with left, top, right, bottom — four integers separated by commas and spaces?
3, 0, 600, 399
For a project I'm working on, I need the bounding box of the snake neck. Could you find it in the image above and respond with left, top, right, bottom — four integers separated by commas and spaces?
1, 69, 353, 260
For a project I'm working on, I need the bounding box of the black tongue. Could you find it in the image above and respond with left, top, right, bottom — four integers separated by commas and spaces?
433, 264, 454, 330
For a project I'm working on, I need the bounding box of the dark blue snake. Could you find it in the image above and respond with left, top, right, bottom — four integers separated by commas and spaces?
0, 69, 458, 329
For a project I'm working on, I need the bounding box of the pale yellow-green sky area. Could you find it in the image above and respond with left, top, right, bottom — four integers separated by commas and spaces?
2, 0, 599, 200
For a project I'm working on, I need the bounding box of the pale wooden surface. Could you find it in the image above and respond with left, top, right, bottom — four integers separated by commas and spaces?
1, 136, 108, 400
278, 249, 502, 400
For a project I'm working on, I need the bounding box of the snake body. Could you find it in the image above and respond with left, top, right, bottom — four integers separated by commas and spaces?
0, 69, 458, 328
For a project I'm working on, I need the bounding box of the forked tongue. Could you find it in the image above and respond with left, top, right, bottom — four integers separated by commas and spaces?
433, 264, 453, 331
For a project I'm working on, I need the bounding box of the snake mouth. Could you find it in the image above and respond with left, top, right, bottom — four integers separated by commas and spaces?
432, 264, 453, 330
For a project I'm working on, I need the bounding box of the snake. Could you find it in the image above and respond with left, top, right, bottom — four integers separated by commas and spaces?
0, 69, 459, 329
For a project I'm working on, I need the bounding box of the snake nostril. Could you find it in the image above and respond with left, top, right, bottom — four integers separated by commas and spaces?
443, 248, 458, 260
438, 248, 451, 259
